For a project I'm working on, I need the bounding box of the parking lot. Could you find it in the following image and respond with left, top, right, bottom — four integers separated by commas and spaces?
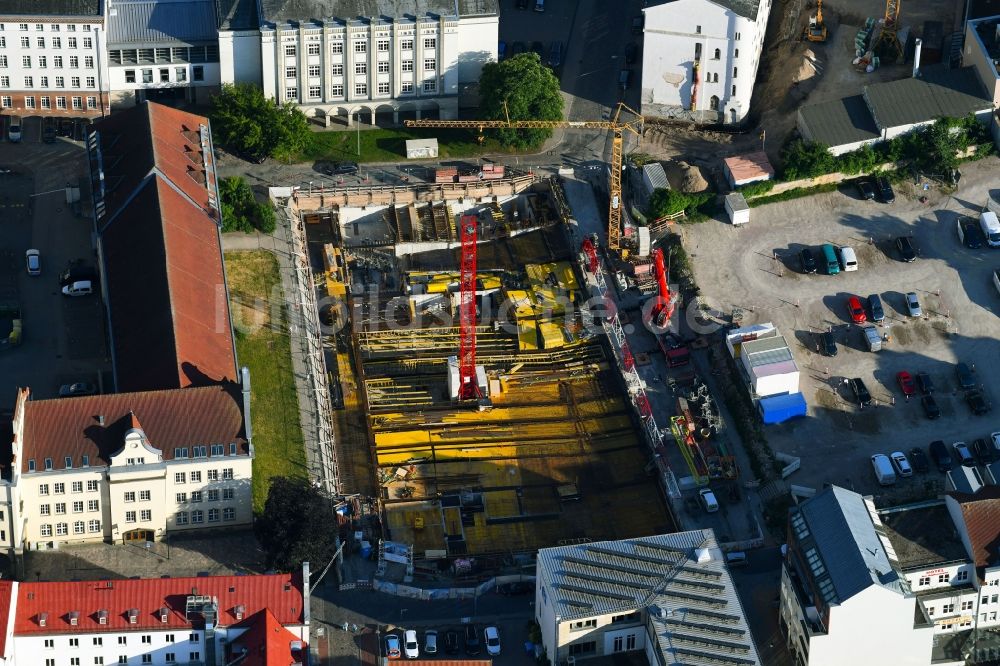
0, 130, 108, 411
374, 621, 536, 665
683, 157, 1000, 498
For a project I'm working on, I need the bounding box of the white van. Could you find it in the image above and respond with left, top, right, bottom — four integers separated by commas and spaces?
871, 454, 897, 486
980, 211, 1000, 247
61, 280, 93, 296
839, 246, 858, 272
698, 487, 719, 512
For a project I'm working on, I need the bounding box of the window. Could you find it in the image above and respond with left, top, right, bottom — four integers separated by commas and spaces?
69, 56, 78, 68
377, 40, 389, 52
331, 84, 343, 96
141, 657, 152, 665
423, 38, 436, 50
142, 69, 152, 83
695, 25, 702, 34
284, 45, 295, 57
87, 480, 98, 491
176, 512, 188, 525
962, 601, 974, 611
189, 654, 200, 662
423, 80, 436, 93
355, 62, 367, 75
424, 58, 435, 70
53, 37, 61, 48
40, 524, 52, 537
208, 490, 219, 502
309, 85, 321, 98
159, 68, 168, 82
308, 65, 320, 77
45, 639, 54, 648
400, 81, 413, 93
125, 511, 136, 523
401, 39, 413, 50
54, 55, 63, 67
401, 60, 413, 72
73, 521, 84, 534
175, 448, 189, 460
354, 41, 366, 53
88, 520, 100, 532
612, 612, 640, 623
731, 85, 736, 96
124, 492, 136, 503
191, 491, 203, 503
223, 468, 234, 480
190, 634, 200, 643
55, 503, 66, 515
166, 635, 175, 643
190, 471, 202, 483
957, 571, 969, 581
70, 639, 80, 648
140, 510, 151, 521
223, 508, 235, 521
733, 67, 738, 78
377, 61, 389, 73
20, 36, 28, 48
39, 484, 49, 495
44, 457, 51, 469
72, 481, 83, 493
67, 24, 76, 31
175, 473, 186, 484
176, 492, 187, 503
285, 66, 296, 78
734, 48, 740, 57
0, 95, 8, 108
919, 576, 931, 586
40, 504, 50, 516
713, 48, 720, 59
95, 658, 104, 665
39, 56, 47, 68
165, 654, 175, 663
735, 32, 741, 40
23, 96, 33, 109
56, 96, 65, 108
93, 637, 102, 646
307, 43, 320, 55
208, 509, 220, 522
377, 82, 389, 95
56, 523, 68, 536
331, 63, 343, 75
331, 41, 343, 54
191, 510, 204, 524
88, 500, 98, 512
83, 37, 92, 49
0, 56, 7, 69
139, 490, 151, 502
939, 573, 951, 583
355, 83, 367, 95
72, 501, 83, 513
569, 642, 596, 655
571, 619, 597, 631
223, 488, 234, 501
37, 37, 44, 48
943, 603, 956, 613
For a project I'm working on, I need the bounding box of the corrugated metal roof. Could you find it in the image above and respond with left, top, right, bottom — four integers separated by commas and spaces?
537, 530, 760, 665
751, 359, 797, 378
798, 94, 880, 148
642, 163, 669, 191
108, 0, 220, 44
261, 0, 498, 25
865, 65, 992, 131
0, 0, 100, 16
742, 336, 792, 367
724, 193, 749, 211
14, 572, 304, 636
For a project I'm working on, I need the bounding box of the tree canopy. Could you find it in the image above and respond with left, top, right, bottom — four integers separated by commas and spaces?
210, 83, 310, 162
478, 53, 564, 150
219, 177, 276, 234
255, 476, 337, 574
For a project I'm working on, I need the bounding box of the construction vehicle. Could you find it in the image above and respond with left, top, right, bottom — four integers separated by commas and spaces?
406, 103, 643, 255
803, 0, 827, 42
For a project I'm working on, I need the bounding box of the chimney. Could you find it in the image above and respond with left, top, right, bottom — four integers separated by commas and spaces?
913, 38, 923, 77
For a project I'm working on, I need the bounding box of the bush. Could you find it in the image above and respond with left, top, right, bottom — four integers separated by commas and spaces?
738, 180, 775, 198
648, 188, 712, 218
220, 177, 276, 234
254, 201, 277, 234
780, 138, 836, 179
747, 182, 840, 207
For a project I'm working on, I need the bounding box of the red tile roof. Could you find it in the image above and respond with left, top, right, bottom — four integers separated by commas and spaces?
228, 608, 307, 666
90, 101, 236, 393
14, 572, 304, 636
952, 486, 1000, 571
0, 581, 13, 654
723, 151, 776, 184
19, 385, 247, 473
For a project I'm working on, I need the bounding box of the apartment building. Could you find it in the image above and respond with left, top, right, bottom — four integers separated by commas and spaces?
535, 530, 759, 665
256, 0, 499, 127
0, 565, 308, 665
640, 0, 772, 124
9, 382, 253, 550
105, 0, 222, 106
779, 485, 934, 666
0, 0, 110, 120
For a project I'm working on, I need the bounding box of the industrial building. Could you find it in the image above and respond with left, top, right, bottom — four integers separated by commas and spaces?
725, 323, 806, 424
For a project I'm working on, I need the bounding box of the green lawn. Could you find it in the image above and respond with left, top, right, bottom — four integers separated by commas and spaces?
224, 250, 307, 512
298, 126, 518, 164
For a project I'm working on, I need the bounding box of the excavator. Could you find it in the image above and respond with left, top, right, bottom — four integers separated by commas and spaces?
804, 0, 827, 42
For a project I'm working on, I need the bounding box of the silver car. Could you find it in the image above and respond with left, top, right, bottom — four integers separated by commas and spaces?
905, 292, 922, 317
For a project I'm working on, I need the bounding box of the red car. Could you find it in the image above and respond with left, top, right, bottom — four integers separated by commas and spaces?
897, 371, 916, 396
847, 296, 867, 324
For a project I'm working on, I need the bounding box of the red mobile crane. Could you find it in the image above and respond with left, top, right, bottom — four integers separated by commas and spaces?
458, 214, 481, 400
651, 247, 675, 328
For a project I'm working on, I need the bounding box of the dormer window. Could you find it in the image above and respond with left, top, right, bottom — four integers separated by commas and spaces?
160, 607, 169, 623
210, 444, 224, 457
28, 459, 35, 472
229, 443, 237, 455
38, 612, 47, 627
235, 604, 245, 620
69, 610, 79, 626
64, 456, 72, 469
194, 446, 207, 458
82, 455, 89, 467
176, 448, 188, 459
98, 609, 108, 625
128, 608, 138, 624
44, 458, 53, 471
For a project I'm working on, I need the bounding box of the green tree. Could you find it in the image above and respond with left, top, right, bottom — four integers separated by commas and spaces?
210, 83, 310, 161
780, 139, 836, 179
478, 53, 563, 150
219, 176, 255, 233
255, 476, 337, 574
648, 188, 712, 218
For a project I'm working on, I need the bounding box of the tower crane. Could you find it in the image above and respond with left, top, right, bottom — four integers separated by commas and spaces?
457, 213, 481, 401
405, 103, 643, 254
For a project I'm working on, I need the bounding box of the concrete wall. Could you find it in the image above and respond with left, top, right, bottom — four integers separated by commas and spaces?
220, 30, 263, 87
964, 19, 1000, 109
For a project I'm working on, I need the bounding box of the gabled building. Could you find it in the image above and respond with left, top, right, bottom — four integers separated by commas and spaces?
640, 0, 772, 124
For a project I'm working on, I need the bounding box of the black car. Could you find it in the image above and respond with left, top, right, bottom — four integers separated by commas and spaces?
967, 389, 990, 416
916, 372, 934, 394
875, 176, 895, 203
444, 630, 461, 654
957, 362, 976, 390
895, 236, 917, 262
856, 179, 875, 200
921, 395, 940, 420
929, 440, 953, 472
547, 41, 563, 68
323, 162, 358, 176
496, 581, 533, 595
867, 294, 884, 323
908, 447, 930, 473
625, 43, 638, 64
465, 624, 481, 656
799, 248, 817, 274
821, 331, 837, 357
849, 378, 872, 408
959, 219, 985, 249
973, 438, 994, 465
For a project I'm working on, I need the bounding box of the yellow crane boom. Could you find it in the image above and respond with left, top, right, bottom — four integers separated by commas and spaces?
405, 103, 643, 253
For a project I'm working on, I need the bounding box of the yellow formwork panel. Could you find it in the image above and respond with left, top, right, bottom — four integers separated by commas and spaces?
484, 490, 520, 519
518, 322, 539, 351
538, 321, 565, 349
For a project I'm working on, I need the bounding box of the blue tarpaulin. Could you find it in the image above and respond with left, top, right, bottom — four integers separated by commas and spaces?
759, 392, 807, 424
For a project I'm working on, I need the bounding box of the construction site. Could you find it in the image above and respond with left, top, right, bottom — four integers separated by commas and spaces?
297, 173, 675, 569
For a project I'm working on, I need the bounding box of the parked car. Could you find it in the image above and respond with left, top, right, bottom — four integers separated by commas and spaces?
916, 371, 934, 394
868, 293, 884, 323
905, 292, 922, 317
7, 123, 21, 143
895, 236, 917, 262
424, 630, 438, 654
896, 371, 915, 396
958, 218, 985, 249
59, 382, 97, 397
386, 635, 401, 659
821, 331, 837, 356
849, 378, 872, 408
699, 487, 720, 512
966, 389, 990, 416
547, 41, 563, 67
25, 249, 40, 276
625, 42, 638, 64
403, 630, 419, 659
871, 453, 897, 485
323, 161, 358, 176
847, 296, 867, 323
465, 624, 481, 656
856, 179, 875, 200
496, 581, 533, 595
443, 630, 460, 654
929, 440, 953, 471
484, 626, 501, 656
921, 395, 941, 419
875, 175, 895, 203
62, 280, 94, 296
799, 248, 817, 274
953, 441, 975, 467
908, 447, 930, 473
956, 362, 976, 390
972, 438, 994, 465
42, 125, 57, 144
890, 451, 913, 477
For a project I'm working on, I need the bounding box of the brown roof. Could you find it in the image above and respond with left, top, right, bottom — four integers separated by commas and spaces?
228, 608, 306, 666
90, 102, 236, 393
723, 151, 776, 184
952, 486, 1000, 571
19, 385, 247, 473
